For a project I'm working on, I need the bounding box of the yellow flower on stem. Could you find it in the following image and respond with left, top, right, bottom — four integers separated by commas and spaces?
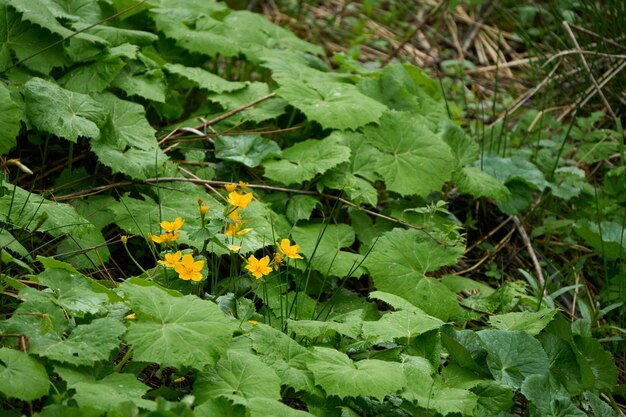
228, 209, 241, 222
150, 232, 180, 244
225, 222, 252, 237
199, 204, 210, 215
160, 217, 184, 233
158, 251, 182, 268
224, 183, 237, 192
174, 254, 205, 281
245, 255, 272, 279
238, 181, 249, 189
227, 191, 253, 209
227, 244, 241, 252
273, 252, 284, 270
277, 239, 303, 259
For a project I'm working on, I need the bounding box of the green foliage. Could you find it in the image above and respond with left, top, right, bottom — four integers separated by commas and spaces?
121, 279, 233, 369
0, 0, 621, 416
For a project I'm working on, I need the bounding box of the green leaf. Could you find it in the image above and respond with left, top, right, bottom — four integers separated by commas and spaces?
320, 169, 378, 207
215, 10, 322, 59
454, 167, 510, 200
121, 279, 233, 369
59, 55, 126, 93
263, 136, 351, 185
288, 319, 362, 340
35, 404, 102, 417
573, 335, 617, 392
368, 291, 422, 312
9, 0, 74, 37
24, 78, 104, 142
479, 156, 548, 191
489, 309, 557, 335
361, 309, 443, 342
574, 220, 626, 259
45, 0, 102, 22
0, 82, 21, 154
112, 68, 167, 103
72, 23, 157, 46
249, 324, 314, 393
441, 326, 487, 372
56, 366, 153, 411
150, 8, 239, 58
165, 63, 247, 93
90, 93, 167, 179
194, 398, 246, 417
194, 350, 281, 405
277, 78, 387, 130
471, 381, 515, 417
286, 195, 320, 224
478, 329, 550, 389
400, 355, 479, 416
292, 223, 365, 278
208, 82, 286, 123
34, 262, 114, 316
215, 135, 281, 168
585, 391, 619, 417
363, 111, 455, 196
247, 398, 315, 417
33, 317, 125, 366
539, 333, 584, 395
307, 347, 406, 401
319, 131, 382, 206
0, 229, 30, 260
0, 347, 49, 401
549, 166, 587, 200
0, 5, 68, 73
0, 184, 109, 266
358, 64, 444, 122
364, 228, 464, 320
440, 122, 480, 167
521, 374, 586, 417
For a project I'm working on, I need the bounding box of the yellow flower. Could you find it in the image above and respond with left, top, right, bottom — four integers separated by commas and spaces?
238, 181, 249, 189
150, 232, 180, 244
121, 235, 129, 245
224, 183, 237, 192
227, 244, 241, 252
199, 204, 210, 215
273, 252, 284, 270
248, 320, 262, 325
160, 217, 184, 233
125, 313, 136, 319
228, 209, 241, 222
174, 254, 205, 281
158, 251, 182, 268
227, 191, 253, 209
225, 222, 252, 237
245, 255, 272, 279
277, 239, 303, 259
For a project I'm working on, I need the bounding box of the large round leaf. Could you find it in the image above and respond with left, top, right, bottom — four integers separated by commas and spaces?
121, 279, 233, 369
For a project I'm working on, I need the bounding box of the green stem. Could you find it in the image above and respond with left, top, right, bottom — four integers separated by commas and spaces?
113, 347, 134, 372
123, 238, 149, 276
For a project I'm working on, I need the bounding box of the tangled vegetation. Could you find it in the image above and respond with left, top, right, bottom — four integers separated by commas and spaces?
0, 0, 623, 416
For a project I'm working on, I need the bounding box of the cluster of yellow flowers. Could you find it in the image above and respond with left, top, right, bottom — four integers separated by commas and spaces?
148, 217, 184, 244
159, 251, 204, 281
244, 239, 303, 279
150, 217, 206, 281
147, 183, 303, 283
224, 182, 254, 238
